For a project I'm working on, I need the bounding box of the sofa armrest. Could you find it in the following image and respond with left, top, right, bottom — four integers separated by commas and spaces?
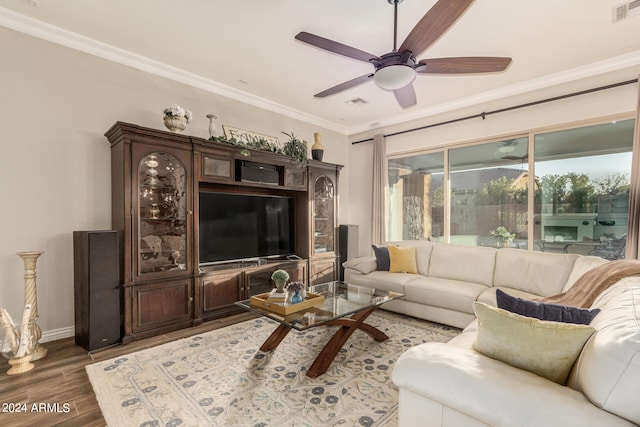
392, 342, 635, 427
342, 256, 377, 275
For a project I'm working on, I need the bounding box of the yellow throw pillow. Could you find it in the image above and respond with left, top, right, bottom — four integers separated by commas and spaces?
388, 245, 417, 274
472, 302, 595, 385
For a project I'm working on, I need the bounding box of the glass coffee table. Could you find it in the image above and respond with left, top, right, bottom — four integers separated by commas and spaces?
235, 281, 405, 378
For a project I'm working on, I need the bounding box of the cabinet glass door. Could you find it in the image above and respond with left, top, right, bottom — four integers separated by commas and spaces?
313, 176, 335, 254
138, 152, 187, 274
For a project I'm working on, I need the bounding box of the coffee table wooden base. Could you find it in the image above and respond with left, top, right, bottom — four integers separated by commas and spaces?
259, 306, 389, 378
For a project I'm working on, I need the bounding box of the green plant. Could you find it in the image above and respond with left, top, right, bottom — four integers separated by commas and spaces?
271, 269, 289, 282
209, 134, 250, 156
209, 134, 283, 157
210, 131, 308, 165
489, 226, 515, 242
282, 132, 309, 166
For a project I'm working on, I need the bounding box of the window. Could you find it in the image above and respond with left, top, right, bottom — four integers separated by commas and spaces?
386, 118, 635, 260
533, 120, 633, 259
388, 152, 444, 241
449, 138, 529, 248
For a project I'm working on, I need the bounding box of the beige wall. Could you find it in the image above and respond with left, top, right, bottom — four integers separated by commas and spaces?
0, 28, 349, 340
348, 69, 640, 256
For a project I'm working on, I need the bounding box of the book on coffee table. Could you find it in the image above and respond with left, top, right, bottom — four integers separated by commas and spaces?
267, 289, 288, 302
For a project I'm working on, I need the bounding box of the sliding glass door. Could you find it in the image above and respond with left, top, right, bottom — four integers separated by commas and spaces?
387, 152, 444, 241
449, 137, 529, 248
533, 119, 633, 258
386, 117, 635, 260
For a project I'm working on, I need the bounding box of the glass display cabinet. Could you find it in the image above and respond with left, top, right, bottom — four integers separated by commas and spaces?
313, 176, 335, 255
107, 122, 195, 343
137, 152, 188, 275
309, 163, 342, 285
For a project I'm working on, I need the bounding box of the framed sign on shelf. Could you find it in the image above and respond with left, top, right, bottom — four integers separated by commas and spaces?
222, 125, 280, 146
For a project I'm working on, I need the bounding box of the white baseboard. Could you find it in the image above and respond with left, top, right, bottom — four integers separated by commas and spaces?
40, 326, 75, 343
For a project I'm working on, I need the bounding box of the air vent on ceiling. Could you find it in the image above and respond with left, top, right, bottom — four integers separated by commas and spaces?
612, 0, 640, 22
345, 97, 369, 106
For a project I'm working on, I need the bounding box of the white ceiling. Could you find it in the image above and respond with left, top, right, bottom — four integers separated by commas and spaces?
1, 0, 640, 135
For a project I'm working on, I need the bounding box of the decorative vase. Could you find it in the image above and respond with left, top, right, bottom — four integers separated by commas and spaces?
149, 204, 160, 219
274, 280, 286, 294
163, 115, 188, 133
206, 114, 217, 138
311, 132, 324, 161
290, 290, 303, 304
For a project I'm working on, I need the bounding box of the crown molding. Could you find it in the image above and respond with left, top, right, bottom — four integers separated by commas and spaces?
2, 6, 638, 138
347, 50, 640, 135
0, 7, 349, 134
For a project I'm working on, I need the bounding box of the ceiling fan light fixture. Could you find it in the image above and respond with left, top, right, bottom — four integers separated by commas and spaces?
498, 145, 516, 154
373, 64, 416, 91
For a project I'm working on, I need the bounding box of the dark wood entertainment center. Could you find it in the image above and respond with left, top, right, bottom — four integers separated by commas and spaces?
105, 122, 342, 343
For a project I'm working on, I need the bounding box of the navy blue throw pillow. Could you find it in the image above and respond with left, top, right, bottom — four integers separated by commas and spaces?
495, 289, 601, 325
372, 245, 390, 271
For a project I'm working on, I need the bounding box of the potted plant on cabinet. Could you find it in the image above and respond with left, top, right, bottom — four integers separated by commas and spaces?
282, 132, 309, 166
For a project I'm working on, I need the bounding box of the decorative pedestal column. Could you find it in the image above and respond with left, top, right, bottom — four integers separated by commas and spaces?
16, 251, 47, 361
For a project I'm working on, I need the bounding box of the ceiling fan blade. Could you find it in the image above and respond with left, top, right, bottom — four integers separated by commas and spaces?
295, 32, 378, 63
314, 74, 374, 98
417, 57, 512, 74
399, 0, 474, 57
393, 84, 417, 109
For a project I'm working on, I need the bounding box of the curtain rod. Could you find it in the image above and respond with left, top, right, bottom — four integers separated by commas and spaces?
351, 78, 639, 145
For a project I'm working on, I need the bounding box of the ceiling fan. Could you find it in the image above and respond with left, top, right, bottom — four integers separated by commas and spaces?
295, 0, 512, 109
497, 140, 527, 161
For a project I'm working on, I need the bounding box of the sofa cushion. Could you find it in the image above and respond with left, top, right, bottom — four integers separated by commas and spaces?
476, 286, 541, 307
372, 245, 390, 271
496, 289, 601, 325
568, 279, 640, 425
392, 343, 636, 427
405, 276, 488, 314
347, 270, 417, 294
428, 243, 496, 287
472, 302, 595, 385
563, 256, 609, 292
494, 249, 578, 296
342, 256, 377, 275
388, 245, 418, 274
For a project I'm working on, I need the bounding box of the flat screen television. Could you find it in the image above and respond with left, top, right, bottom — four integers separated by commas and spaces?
198, 191, 295, 265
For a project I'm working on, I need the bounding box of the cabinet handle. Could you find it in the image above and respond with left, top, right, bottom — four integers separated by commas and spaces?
189, 297, 193, 302
188, 210, 193, 215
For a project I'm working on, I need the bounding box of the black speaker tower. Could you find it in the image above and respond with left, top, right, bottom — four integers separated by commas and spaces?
73, 230, 120, 351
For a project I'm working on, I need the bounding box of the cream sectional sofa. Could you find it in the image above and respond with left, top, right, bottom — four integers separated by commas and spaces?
343, 240, 596, 328
343, 240, 640, 426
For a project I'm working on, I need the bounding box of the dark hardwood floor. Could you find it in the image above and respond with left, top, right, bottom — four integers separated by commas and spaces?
0, 313, 255, 427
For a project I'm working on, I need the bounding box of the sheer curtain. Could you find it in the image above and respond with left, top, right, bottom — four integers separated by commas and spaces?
372, 134, 388, 245
626, 76, 640, 259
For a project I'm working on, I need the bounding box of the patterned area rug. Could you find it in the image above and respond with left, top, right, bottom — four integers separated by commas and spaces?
86, 310, 459, 427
